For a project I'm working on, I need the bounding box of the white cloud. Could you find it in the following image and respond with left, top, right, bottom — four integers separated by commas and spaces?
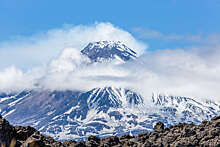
29, 44, 220, 102
0, 22, 147, 70
130, 48, 220, 101
49, 48, 90, 73
0, 22, 220, 103
0, 66, 39, 92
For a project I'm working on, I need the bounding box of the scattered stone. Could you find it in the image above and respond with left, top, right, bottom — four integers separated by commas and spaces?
101, 136, 120, 146
119, 134, 134, 141
0, 114, 220, 146
62, 140, 77, 147
154, 121, 164, 132
88, 135, 100, 144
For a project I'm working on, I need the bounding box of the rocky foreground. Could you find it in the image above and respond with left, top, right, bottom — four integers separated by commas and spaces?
0, 115, 220, 147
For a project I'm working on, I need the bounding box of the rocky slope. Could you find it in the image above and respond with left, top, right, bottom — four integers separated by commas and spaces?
0, 114, 220, 147
0, 114, 62, 147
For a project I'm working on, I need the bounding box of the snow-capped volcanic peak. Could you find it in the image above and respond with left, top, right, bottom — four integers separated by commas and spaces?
81, 41, 137, 63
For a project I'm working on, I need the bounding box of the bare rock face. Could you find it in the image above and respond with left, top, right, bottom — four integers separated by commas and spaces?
14, 126, 38, 141
0, 114, 220, 146
0, 115, 62, 147
0, 116, 16, 147
100, 136, 120, 146
154, 121, 164, 132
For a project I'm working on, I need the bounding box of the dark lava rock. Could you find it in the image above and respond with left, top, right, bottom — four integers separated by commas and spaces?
119, 134, 134, 140
154, 121, 164, 132
0, 114, 220, 146
15, 126, 37, 141
88, 135, 100, 144
0, 118, 16, 147
101, 136, 120, 146
62, 140, 77, 147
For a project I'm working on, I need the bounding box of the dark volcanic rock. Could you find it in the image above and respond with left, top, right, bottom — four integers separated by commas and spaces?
14, 126, 37, 141
154, 121, 164, 132
0, 117, 16, 147
0, 114, 220, 146
100, 136, 120, 146
0, 114, 61, 147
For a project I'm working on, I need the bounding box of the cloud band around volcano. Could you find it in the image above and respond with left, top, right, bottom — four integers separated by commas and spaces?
0, 22, 220, 103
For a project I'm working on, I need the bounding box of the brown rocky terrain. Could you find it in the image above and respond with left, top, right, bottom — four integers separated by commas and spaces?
0, 114, 219, 147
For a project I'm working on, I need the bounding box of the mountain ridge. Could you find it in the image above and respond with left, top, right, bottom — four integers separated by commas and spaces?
0, 87, 219, 141
0, 41, 220, 141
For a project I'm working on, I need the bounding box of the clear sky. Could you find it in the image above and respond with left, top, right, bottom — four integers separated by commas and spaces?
1, 0, 220, 46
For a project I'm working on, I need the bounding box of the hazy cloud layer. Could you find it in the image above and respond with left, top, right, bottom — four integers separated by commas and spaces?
132, 27, 201, 42
0, 22, 220, 103
133, 27, 220, 45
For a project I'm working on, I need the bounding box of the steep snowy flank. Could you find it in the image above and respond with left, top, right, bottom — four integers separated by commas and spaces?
87, 87, 143, 111
81, 41, 137, 63
0, 91, 31, 117
0, 87, 147, 141
0, 88, 219, 141
152, 93, 220, 124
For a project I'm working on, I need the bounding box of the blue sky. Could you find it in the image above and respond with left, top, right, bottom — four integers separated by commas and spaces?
1, 0, 220, 47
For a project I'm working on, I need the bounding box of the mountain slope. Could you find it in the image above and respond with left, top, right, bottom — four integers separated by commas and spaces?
152, 94, 220, 125
0, 41, 220, 141
0, 88, 219, 141
0, 87, 148, 140
81, 41, 137, 63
